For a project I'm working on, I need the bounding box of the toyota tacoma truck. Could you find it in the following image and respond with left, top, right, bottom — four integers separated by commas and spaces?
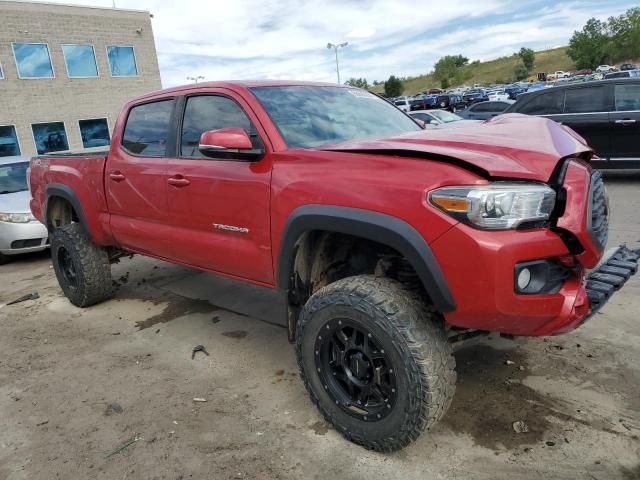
29, 81, 639, 452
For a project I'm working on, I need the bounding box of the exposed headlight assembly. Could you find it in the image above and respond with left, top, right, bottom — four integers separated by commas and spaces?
0, 212, 37, 223
429, 183, 556, 230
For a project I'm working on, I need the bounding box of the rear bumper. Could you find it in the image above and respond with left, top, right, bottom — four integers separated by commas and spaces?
0, 220, 49, 255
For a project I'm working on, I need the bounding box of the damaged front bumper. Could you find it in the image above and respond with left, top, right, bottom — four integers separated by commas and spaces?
582, 245, 640, 323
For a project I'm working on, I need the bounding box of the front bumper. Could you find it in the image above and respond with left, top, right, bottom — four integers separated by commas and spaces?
0, 220, 49, 255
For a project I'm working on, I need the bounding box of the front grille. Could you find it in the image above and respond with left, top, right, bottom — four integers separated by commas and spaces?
588, 170, 609, 249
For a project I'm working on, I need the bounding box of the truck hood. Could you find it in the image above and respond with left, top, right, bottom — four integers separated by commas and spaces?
0, 190, 32, 213
321, 114, 593, 181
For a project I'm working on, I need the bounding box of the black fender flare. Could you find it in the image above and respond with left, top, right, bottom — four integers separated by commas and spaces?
276, 205, 456, 312
45, 183, 89, 233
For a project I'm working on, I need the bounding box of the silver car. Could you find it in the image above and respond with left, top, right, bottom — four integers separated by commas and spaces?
0, 156, 49, 264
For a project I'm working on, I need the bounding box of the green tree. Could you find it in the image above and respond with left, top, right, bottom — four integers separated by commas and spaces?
513, 62, 529, 81
440, 78, 450, 89
518, 47, 535, 71
384, 75, 403, 97
607, 8, 640, 61
432, 54, 469, 86
344, 77, 369, 89
567, 18, 610, 69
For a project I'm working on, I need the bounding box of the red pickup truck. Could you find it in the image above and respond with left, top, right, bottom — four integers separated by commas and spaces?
29, 81, 639, 452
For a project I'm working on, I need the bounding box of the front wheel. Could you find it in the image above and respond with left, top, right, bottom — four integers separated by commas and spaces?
51, 223, 113, 307
296, 275, 456, 452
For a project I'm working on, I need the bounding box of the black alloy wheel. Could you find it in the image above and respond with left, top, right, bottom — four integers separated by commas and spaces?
315, 319, 397, 421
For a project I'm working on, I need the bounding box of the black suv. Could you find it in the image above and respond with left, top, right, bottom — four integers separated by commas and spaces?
435, 94, 466, 112
506, 78, 640, 169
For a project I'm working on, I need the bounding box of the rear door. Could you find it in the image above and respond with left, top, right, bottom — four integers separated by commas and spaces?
610, 82, 640, 160
551, 84, 612, 158
164, 91, 274, 284
106, 98, 176, 257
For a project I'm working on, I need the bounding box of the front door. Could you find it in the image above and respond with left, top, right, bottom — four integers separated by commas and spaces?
106, 98, 175, 257
610, 82, 640, 160
164, 92, 273, 285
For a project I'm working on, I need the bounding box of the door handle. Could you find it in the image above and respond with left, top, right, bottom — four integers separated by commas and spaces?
167, 176, 191, 187
615, 119, 636, 125
109, 171, 126, 182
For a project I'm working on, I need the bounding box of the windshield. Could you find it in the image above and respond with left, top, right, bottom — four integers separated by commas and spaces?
251, 86, 421, 148
0, 162, 29, 194
430, 110, 462, 123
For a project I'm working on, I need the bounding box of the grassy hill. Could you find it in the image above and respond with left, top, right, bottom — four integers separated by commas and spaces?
372, 47, 575, 95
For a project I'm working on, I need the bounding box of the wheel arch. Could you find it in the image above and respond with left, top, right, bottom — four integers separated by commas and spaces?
45, 184, 89, 233
277, 205, 456, 314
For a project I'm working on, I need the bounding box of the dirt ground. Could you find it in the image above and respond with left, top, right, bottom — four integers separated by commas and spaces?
1, 172, 639, 480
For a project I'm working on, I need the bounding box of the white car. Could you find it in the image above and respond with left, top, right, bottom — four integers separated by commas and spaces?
409, 109, 479, 128
554, 71, 571, 79
392, 97, 411, 112
0, 156, 49, 264
487, 89, 510, 101
596, 65, 616, 73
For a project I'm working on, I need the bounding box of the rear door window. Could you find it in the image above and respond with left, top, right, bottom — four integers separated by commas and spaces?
122, 99, 174, 156
563, 86, 608, 113
519, 90, 564, 115
614, 84, 640, 111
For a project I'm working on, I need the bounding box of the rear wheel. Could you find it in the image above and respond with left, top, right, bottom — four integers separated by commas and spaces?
296, 275, 456, 452
51, 223, 113, 307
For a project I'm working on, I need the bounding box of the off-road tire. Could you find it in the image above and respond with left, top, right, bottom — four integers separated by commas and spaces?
51, 223, 113, 307
296, 275, 456, 452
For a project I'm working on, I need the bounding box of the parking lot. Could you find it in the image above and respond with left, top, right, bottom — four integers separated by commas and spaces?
0, 171, 637, 480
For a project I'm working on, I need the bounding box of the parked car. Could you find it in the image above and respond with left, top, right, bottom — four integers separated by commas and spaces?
408, 109, 474, 127
28, 81, 639, 452
596, 65, 617, 73
393, 97, 411, 112
458, 100, 514, 120
506, 78, 640, 169
0, 156, 49, 264
462, 89, 488, 105
620, 63, 638, 71
434, 93, 466, 112
409, 95, 436, 111
487, 89, 510, 101
605, 70, 640, 79
554, 71, 571, 79
575, 69, 593, 75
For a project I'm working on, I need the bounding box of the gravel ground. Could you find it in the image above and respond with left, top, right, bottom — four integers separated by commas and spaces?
0, 172, 639, 480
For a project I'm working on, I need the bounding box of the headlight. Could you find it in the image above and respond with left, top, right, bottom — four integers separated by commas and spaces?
429, 183, 556, 230
0, 212, 37, 223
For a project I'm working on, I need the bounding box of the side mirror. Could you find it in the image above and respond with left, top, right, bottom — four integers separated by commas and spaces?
198, 128, 263, 160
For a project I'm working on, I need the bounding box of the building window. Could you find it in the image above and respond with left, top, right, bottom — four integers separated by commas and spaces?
79, 118, 110, 148
12, 43, 54, 79
0, 125, 21, 157
107, 46, 138, 77
0, 60, 4, 79
62, 45, 98, 78
31, 122, 69, 155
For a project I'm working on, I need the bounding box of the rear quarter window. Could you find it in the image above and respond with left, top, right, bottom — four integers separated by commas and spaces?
122, 99, 174, 156
518, 90, 564, 115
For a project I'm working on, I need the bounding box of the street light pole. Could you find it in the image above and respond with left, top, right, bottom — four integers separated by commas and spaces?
187, 75, 205, 84
326, 42, 348, 84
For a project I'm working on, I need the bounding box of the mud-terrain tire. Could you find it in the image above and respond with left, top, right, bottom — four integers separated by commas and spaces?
51, 223, 113, 307
296, 275, 456, 452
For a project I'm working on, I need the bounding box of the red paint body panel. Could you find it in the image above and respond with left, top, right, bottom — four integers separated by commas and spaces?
28, 80, 610, 337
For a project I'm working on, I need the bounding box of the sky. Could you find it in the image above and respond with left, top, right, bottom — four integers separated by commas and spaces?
43, 0, 638, 87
